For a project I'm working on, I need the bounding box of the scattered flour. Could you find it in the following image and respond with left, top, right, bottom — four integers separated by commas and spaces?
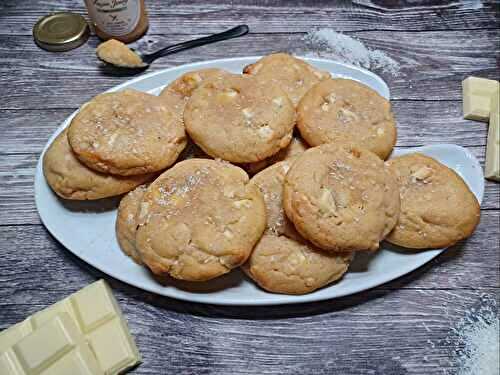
459, 0, 483, 10
453, 294, 499, 375
298, 28, 401, 77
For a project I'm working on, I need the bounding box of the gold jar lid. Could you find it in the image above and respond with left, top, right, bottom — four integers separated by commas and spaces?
33, 12, 89, 52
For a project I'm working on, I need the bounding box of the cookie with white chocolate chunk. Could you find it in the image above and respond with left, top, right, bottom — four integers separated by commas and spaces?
297, 78, 397, 160
244, 160, 352, 295
135, 159, 266, 281
243, 53, 330, 106
184, 73, 295, 163
283, 143, 400, 252
43, 131, 153, 200
68, 89, 187, 176
386, 153, 480, 249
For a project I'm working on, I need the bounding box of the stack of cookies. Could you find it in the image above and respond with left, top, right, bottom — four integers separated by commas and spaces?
43, 53, 481, 295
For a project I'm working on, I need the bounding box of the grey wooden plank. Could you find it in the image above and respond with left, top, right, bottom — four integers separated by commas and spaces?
0, 0, 498, 35
1, 147, 498, 226
0, 101, 489, 155
0, 30, 498, 109
3, 290, 496, 375
0, 239, 497, 375
0, 210, 497, 294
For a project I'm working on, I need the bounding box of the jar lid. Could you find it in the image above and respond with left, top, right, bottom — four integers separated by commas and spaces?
33, 12, 89, 52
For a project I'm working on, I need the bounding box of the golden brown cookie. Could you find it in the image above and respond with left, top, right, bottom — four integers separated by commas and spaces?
385, 153, 480, 249
244, 161, 352, 295
159, 68, 230, 120
116, 184, 148, 264
135, 159, 266, 281
68, 89, 187, 176
297, 78, 397, 160
243, 53, 330, 106
43, 131, 153, 200
243, 135, 308, 175
184, 73, 296, 163
283, 143, 400, 252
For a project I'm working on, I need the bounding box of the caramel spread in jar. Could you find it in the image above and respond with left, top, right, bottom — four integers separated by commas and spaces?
84, 0, 148, 43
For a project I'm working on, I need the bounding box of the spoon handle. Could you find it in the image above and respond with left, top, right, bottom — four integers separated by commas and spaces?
144, 25, 249, 63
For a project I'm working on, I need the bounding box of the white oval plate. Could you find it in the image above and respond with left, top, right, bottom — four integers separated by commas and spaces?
34, 57, 484, 305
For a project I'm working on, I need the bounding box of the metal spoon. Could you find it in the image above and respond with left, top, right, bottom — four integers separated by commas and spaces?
100, 25, 249, 75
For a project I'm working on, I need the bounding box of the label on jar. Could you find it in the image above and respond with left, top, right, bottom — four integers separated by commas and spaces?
85, 0, 141, 37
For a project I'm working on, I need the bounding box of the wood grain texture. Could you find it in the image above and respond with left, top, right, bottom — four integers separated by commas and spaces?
0, 1, 499, 374
0, 254, 497, 375
0, 29, 498, 109
1, 0, 498, 35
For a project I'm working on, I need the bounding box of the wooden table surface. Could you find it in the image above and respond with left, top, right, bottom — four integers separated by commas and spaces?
0, 1, 499, 374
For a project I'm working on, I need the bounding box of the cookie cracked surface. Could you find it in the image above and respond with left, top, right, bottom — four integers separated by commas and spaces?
297, 78, 397, 160
283, 143, 400, 252
68, 89, 187, 176
184, 73, 295, 163
135, 159, 266, 281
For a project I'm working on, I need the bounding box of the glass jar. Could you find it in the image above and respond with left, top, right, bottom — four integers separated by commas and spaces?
84, 0, 149, 43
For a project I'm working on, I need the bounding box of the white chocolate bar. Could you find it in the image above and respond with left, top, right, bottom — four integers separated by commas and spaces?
485, 89, 500, 181
0, 313, 103, 375
0, 280, 141, 374
462, 76, 499, 122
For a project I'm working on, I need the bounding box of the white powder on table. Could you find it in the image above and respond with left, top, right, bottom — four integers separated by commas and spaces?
453, 294, 499, 375
297, 28, 401, 77
459, 0, 483, 10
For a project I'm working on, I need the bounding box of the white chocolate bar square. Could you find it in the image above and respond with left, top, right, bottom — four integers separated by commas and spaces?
462, 76, 499, 122
0, 313, 104, 375
485, 89, 500, 181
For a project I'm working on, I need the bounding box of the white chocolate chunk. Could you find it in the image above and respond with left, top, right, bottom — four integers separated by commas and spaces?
325, 93, 337, 103
272, 97, 284, 107
224, 89, 237, 98
242, 108, 253, 120
318, 187, 337, 216
485, 89, 500, 181
191, 73, 202, 83
233, 199, 252, 209
412, 166, 433, 182
337, 107, 357, 123
462, 76, 500, 122
258, 125, 273, 139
